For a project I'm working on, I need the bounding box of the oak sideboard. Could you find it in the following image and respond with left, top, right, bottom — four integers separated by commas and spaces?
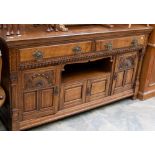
0, 24, 153, 130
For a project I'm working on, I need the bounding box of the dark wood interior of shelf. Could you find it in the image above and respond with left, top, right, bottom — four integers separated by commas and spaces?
62, 57, 112, 83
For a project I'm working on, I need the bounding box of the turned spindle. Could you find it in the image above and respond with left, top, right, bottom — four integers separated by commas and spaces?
6, 25, 11, 36
16, 24, 21, 35
5, 24, 21, 36
10, 24, 14, 35
46, 24, 54, 32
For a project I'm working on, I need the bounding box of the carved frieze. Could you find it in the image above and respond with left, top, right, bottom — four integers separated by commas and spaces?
19, 46, 144, 70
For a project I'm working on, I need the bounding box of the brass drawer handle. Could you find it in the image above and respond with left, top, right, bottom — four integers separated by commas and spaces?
131, 38, 138, 47
104, 42, 113, 51
72, 46, 82, 54
33, 50, 43, 61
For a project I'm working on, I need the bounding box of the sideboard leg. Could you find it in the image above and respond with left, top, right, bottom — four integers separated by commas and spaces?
133, 48, 145, 100
12, 121, 20, 131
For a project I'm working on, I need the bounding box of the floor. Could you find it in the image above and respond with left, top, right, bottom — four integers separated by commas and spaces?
1, 97, 155, 131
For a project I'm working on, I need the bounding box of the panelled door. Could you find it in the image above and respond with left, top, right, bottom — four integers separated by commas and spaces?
60, 75, 111, 110
86, 75, 110, 102
112, 52, 139, 94
21, 67, 59, 121
60, 81, 87, 110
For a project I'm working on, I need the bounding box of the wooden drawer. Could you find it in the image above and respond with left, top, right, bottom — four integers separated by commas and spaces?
96, 35, 145, 51
19, 41, 92, 62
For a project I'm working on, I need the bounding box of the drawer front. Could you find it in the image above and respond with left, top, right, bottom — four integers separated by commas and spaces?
19, 41, 92, 62
96, 35, 145, 51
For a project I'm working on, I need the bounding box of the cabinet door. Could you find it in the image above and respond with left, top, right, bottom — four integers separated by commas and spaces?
21, 67, 59, 120
22, 87, 58, 120
60, 81, 86, 110
112, 52, 138, 94
86, 75, 110, 102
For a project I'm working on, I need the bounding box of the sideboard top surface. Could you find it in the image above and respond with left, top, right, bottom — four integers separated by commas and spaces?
0, 24, 153, 47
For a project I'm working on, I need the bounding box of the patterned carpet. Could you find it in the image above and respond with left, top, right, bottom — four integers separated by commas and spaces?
1, 97, 155, 131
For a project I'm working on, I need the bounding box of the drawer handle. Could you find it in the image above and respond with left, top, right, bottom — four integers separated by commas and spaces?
72, 46, 82, 54
104, 42, 113, 51
131, 38, 138, 47
33, 50, 43, 61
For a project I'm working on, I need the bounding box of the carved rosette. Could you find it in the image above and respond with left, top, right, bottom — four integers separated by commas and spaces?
118, 55, 136, 70
24, 71, 54, 90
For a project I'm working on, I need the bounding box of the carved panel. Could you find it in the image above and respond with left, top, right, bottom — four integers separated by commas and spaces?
86, 75, 110, 102
23, 91, 37, 112
22, 87, 58, 121
125, 69, 134, 85
60, 81, 86, 110
118, 55, 136, 70
24, 70, 54, 90
41, 89, 54, 108
115, 71, 124, 87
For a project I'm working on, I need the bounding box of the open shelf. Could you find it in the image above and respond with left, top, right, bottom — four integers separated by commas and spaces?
62, 57, 112, 83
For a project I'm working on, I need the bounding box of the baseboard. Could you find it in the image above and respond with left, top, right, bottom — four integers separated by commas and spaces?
138, 90, 155, 100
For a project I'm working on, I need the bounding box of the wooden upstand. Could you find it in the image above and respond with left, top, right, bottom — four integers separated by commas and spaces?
0, 25, 152, 130
138, 25, 155, 100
